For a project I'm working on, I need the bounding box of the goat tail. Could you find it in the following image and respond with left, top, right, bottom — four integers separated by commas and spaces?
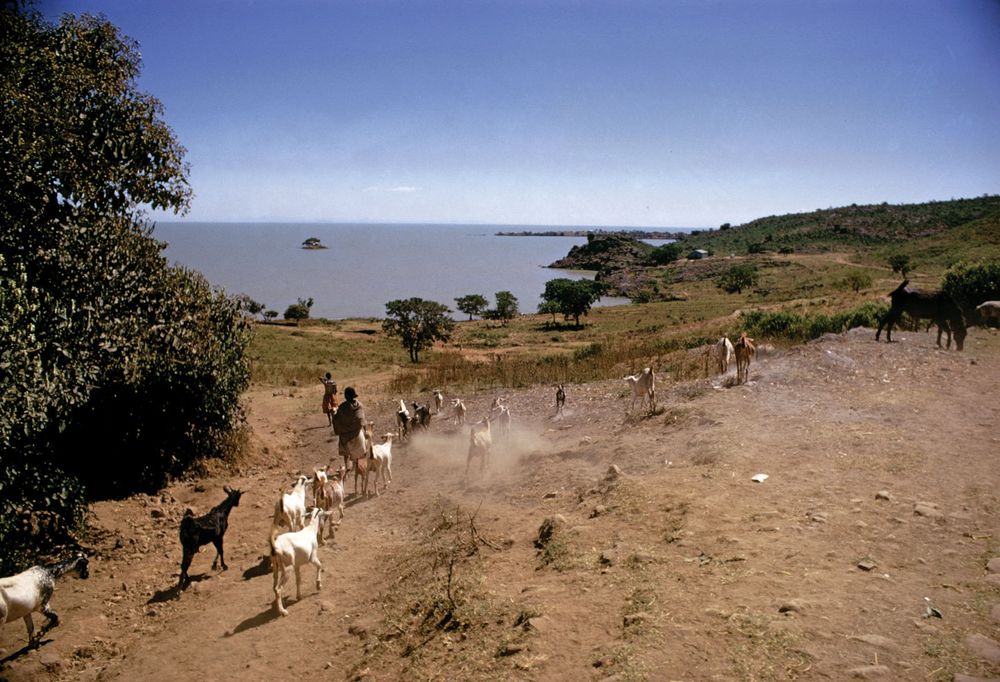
268, 525, 281, 557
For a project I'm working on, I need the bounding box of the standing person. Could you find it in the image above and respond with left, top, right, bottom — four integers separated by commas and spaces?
320, 372, 338, 427
332, 386, 366, 474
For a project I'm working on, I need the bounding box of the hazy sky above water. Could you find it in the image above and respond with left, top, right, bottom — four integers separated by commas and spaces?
39, 0, 1000, 227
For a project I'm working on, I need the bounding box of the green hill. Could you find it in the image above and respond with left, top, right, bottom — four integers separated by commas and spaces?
682, 195, 1000, 264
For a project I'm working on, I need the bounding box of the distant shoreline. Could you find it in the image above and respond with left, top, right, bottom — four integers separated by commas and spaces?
496, 229, 690, 240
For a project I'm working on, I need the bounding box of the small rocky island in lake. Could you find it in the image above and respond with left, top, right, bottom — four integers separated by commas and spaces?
301, 237, 328, 250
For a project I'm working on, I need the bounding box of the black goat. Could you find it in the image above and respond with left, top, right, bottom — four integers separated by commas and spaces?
178, 485, 243, 587
411, 402, 431, 431
875, 280, 966, 350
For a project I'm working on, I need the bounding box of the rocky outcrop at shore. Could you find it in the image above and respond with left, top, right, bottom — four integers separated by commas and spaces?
548, 233, 657, 297
548, 233, 653, 273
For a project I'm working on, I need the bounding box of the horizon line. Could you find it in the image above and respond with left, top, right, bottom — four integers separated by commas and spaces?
152, 219, 711, 230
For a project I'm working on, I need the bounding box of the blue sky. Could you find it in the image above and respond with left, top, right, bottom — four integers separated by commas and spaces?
39, 0, 1000, 227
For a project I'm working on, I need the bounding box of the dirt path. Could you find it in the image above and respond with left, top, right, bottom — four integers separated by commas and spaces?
3, 327, 1000, 681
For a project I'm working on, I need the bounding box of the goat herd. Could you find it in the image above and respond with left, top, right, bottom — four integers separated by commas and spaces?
4, 284, 997, 652
200, 392, 522, 620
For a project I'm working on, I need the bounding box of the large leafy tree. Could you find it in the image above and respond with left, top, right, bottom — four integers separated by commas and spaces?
454, 294, 488, 320
383, 298, 455, 362
1, 6, 251, 571
491, 290, 519, 326
540, 278, 607, 327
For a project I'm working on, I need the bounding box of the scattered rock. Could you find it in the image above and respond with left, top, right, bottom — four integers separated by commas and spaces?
987, 557, 1000, 574
778, 599, 807, 614
542, 491, 558, 499
590, 504, 608, 518
990, 604, 1000, 623
913, 503, 943, 518
849, 634, 895, 649
857, 559, 878, 572
875, 490, 891, 501
604, 465, 622, 481
526, 616, 552, 633
966, 633, 1000, 664
38, 653, 63, 672
499, 644, 524, 656
150, 508, 165, 519
848, 664, 891, 678
953, 674, 1000, 682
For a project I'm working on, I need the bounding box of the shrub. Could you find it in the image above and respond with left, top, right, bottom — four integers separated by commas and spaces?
941, 260, 1000, 322
0, 7, 251, 573
716, 264, 760, 294
284, 297, 313, 320
843, 270, 873, 293
741, 302, 890, 342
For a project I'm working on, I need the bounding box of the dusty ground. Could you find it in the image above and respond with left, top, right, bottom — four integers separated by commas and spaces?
2, 327, 1000, 681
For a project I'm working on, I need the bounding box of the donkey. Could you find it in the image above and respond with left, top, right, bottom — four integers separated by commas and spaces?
875, 280, 966, 350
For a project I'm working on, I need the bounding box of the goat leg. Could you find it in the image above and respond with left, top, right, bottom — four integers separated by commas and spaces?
212, 538, 227, 571
179, 549, 194, 586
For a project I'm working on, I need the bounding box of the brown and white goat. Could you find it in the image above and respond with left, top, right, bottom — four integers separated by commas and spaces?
734, 334, 756, 384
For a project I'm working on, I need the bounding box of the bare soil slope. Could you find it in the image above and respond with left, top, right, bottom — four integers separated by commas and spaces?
3, 328, 1000, 682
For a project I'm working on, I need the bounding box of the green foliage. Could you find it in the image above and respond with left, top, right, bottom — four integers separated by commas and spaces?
284, 297, 313, 320
0, 7, 250, 573
647, 242, 682, 265
383, 298, 456, 362
941, 260, 1000, 322
454, 294, 489, 320
681, 196, 1000, 256
888, 253, 912, 276
490, 291, 519, 326
265, 309, 279, 320
540, 278, 608, 327
715, 264, 760, 294
843, 270, 873, 293
741, 302, 889, 341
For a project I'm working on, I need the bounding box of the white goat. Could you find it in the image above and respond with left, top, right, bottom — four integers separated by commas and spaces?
495, 405, 511, 443
433, 390, 444, 414
624, 367, 656, 412
1, 553, 88, 647
714, 337, 735, 374
451, 398, 467, 425
369, 433, 395, 496
466, 417, 493, 477
273, 475, 309, 531
396, 399, 411, 441
270, 508, 332, 616
977, 300, 1000, 323
734, 333, 756, 384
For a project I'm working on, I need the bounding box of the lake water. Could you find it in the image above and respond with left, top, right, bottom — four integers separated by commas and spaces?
153, 222, 677, 320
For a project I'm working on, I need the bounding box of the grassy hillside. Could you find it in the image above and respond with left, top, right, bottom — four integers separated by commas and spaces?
681, 195, 1000, 266
250, 196, 1000, 395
